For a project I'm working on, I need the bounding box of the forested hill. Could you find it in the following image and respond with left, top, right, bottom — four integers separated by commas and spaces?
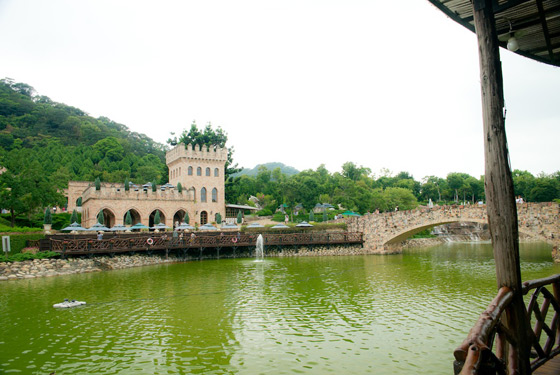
0, 79, 167, 184
235, 162, 299, 177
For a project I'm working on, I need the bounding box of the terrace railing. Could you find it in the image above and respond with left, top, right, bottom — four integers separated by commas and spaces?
453, 274, 560, 374
49, 232, 363, 256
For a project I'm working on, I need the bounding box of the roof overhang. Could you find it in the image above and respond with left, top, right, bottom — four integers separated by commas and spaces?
226, 204, 260, 211
428, 0, 560, 67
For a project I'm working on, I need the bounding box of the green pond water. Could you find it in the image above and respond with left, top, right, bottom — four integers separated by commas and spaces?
0, 242, 557, 374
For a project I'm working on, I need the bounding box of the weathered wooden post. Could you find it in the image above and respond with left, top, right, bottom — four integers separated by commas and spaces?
472, 0, 531, 372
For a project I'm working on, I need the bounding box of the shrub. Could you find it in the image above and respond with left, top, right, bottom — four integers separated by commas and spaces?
257, 209, 273, 217
272, 212, 286, 222
0, 250, 59, 263
0, 233, 46, 255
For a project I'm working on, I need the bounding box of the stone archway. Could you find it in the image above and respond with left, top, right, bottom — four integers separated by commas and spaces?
123, 208, 141, 226
149, 209, 167, 228
173, 209, 187, 228
100, 208, 116, 228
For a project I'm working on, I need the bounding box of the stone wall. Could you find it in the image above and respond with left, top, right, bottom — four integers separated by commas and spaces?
0, 245, 379, 281
0, 256, 175, 281
344, 202, 559, 255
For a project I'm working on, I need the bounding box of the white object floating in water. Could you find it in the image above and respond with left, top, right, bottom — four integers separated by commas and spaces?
53, 299, 86, 308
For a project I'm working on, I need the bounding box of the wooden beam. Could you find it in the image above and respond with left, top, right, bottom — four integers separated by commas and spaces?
536, 0, 556, 64
472, 0, 532, 373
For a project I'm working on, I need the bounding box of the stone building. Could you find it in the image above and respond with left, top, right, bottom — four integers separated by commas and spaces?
67, 143, 228, 229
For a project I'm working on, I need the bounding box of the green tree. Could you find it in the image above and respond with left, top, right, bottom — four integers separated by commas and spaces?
342, 162, 371, 181
70, 209, 78, 224
447, 173, 468, 203
124, 177, 130, 191
177, 182, 183, 193
0, 149, 64, 226
382, 187, 418, 211
44, 208, 52, 224
94, 177, 101, 190
215, 212, 222, 224
154, 210, 161, 225
529, 178, 558, 202
125, 210, 132, 226
151, 180, 157, 192
172, 121, 240, 179
237, 211, 242, 224
97, 210, 104, 224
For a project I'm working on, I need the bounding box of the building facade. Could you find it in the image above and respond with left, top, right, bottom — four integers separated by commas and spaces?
67, 143, 227, 229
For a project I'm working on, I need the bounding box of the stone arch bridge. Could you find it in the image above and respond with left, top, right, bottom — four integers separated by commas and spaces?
344, 202, 559, 256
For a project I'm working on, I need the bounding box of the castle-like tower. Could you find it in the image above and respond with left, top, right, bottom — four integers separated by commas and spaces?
67, 143, 227, 229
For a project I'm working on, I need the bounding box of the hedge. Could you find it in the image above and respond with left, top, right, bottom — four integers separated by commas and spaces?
0, 233, 46, 255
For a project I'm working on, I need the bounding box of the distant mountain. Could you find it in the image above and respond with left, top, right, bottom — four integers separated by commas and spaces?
234, 162, 299, 177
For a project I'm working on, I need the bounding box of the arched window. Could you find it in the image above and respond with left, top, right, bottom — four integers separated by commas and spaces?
212, 188, 218, 203
214, 168, 219, 177
201, 187, 207, 202
197, 167, 202, 176
188, 166, 193, 176
206, 167, 210, 176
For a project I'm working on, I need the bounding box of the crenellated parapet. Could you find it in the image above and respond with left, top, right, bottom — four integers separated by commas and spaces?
166, 143, 228, 165
81, 183, 193, 204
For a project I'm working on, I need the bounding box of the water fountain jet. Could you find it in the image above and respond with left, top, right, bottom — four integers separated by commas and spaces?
255, 234, 264, 262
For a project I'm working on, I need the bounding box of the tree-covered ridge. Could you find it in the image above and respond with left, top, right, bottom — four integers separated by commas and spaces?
234, 162, 299, 178
226, 162, 560, 216
0, 78, 167, 184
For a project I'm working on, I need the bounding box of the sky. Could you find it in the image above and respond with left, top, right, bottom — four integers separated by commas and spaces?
0, 0, 558, 180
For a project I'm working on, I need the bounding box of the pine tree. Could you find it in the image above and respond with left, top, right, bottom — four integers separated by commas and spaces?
125, 211, 132, 226
44, 208, 52, 224
237, 211, 242, 224
154, 210, 161, 225
95, 177, 101, 190
177, 182, 183, 193
70, 209, 78, 224
97, 210, 104, 224
124, 178, 130, 191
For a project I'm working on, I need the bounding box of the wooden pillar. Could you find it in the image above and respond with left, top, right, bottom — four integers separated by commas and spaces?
472, 0, 531, 373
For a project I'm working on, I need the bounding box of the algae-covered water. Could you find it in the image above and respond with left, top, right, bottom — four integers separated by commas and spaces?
0, 242, 557, 374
